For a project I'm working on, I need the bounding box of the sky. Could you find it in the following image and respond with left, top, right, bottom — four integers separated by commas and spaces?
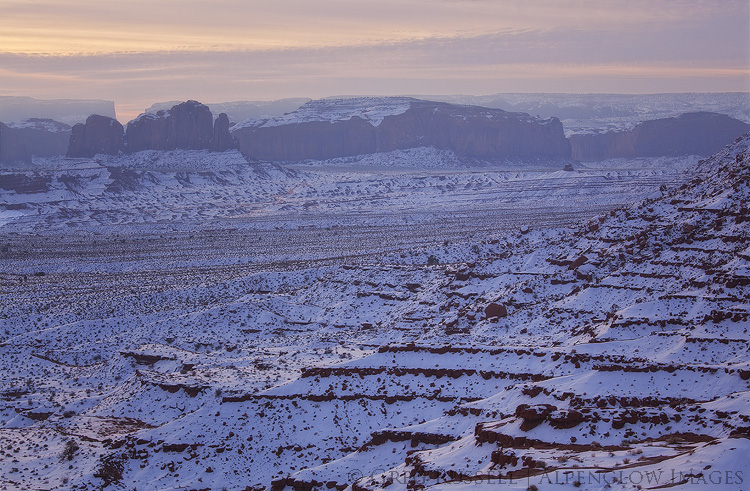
1, 0, 749, 122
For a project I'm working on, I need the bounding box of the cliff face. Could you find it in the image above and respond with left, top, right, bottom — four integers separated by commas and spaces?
236, 117, 377, 161
164, 100, 214, 150
631, 112, 750, 157
125, 101, 235, 153
0, 119, 71, 164
570, 112, 750, 161
569, 132, 635, 161
210, 113, 236, 152
125, 112, 169, 152
1, 122, 31, 163
378, 101, 570, 158
233, 98, 571, 161
66, 114, 125, 158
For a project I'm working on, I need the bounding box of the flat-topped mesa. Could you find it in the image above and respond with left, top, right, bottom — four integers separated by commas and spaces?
126, 100, 236, 153
232, 97, 571, 161
378, 100, 571, 158
1, 119, 72, 163
0, 122, 31, 163
66, 114, 125, 158
569, 112, 750, 161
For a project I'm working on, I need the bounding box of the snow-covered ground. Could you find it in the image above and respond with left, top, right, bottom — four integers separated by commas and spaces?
0, 137, 748, 490
233, 97, 415, 130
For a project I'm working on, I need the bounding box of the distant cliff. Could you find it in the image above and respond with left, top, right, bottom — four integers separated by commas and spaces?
0, 119, 71, 164
569, 112, 750, 161
232, 98, 571, 161
145, 98, 311, 124
64, 101, 236, 157
67, 114, 125, 158
0, 96, 116, 126
67, 114, 125, 157
125, 100, 235, 153
1, 122, 30, 163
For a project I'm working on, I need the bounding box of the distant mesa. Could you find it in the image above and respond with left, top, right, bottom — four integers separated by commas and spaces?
0, 122, 31, 164
145, 98, 311, 124
0, 96, 116, 126
4, 97, 749, 164
67, 114, 125, 158
1, 119, 71, 164
126, 100, 214, 152
231, 97, 572, 161
65, 100, 238, 157
569, 112, 750, 161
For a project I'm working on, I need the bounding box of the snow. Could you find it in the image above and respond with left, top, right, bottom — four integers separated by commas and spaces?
0, 123, 748, 490
233, 97, 415, 130
6, 118, 70, 132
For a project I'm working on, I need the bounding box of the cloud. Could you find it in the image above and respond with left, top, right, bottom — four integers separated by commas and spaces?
2, 0, 747, 54
0, 0, 747, 118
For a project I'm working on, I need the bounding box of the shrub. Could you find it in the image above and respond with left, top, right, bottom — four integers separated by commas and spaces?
94, 452, 126, 486
60, 439, 78, 461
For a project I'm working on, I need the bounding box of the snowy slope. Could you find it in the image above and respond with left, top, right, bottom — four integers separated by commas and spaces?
0, 136, 748, 490
233, 97, 415, 130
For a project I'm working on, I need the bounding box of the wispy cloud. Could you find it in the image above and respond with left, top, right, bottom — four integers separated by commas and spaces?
2, 0, 747, 54
0, 0, 747, 120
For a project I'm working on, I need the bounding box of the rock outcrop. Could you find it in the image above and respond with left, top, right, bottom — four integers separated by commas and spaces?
210, 112, 235, 152
124, 112, 169, 152
232, 98, 571, 161
0, 119, 71, 164
66, 114, 125, 158
569, 112, 750, 161
484, 303, 508, 319
125, 101, 235, 153
1, 122, 31, 164
236, 117, 376, 161
378, 101, 570, 159
164, 100, 213, 150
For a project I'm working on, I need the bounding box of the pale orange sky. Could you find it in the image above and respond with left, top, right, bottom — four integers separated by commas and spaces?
1, 0, 748, 122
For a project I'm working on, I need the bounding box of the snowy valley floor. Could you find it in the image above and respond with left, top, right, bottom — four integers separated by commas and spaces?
0, 146, 748, 490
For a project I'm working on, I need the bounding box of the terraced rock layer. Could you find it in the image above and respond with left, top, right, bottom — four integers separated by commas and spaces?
0, 136, 748, 490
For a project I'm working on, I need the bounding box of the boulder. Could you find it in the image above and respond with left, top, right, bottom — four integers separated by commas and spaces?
484, 303, 508, 318
514, 403, 557, 431
548, 409, 584, 429
568, 255, 588, 270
